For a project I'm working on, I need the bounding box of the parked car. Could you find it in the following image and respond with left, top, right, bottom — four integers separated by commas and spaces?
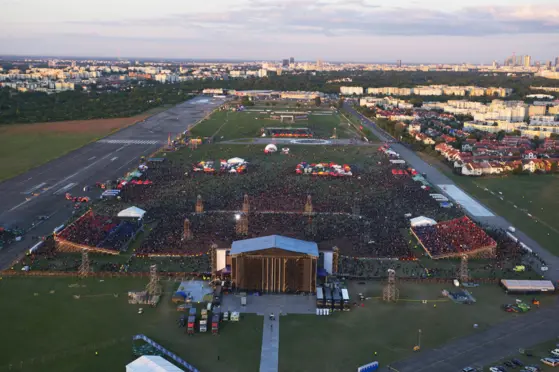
490, 367, 503, 372
541, 357, 559, 367
511, 359, 523, 367
551, 348, 559, 357
462, 368, 477, 372
504, 360, 515, 368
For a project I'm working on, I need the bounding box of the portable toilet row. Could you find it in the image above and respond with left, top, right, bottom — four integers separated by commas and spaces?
316, 308, 331, 316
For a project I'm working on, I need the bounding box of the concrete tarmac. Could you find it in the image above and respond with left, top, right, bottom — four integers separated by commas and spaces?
0, 96, 225, 268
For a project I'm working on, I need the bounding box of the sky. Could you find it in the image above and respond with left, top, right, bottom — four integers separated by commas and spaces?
0, 0, 558, 63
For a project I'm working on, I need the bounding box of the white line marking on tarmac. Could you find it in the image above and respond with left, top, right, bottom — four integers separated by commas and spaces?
9, 199, 32, 212
53, 182, 77, 195
88, 156, 96, 161
22, 182, 46, 194
110, 157, 118, 162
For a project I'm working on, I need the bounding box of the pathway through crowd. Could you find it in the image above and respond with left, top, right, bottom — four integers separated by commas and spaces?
260, 313, 280, 372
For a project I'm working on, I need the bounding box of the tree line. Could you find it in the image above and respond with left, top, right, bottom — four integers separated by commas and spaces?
2, 71, 559, 125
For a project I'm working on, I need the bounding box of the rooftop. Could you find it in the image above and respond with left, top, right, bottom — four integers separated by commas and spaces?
231, 235, 319, 257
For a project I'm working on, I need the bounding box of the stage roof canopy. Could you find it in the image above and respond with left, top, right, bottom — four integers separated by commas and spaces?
231, 235, 319, 257
126, 356, 184, 372
118, 206, 146, 219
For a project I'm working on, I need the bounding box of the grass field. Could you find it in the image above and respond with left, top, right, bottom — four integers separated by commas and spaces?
190, 109, 360, 141
0, 277, 262, 372
1, 276, 551, 372
279, 281, 555, 372
0, 115, 149, 182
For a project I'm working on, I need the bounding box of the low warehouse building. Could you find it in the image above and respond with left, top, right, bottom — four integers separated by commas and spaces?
500, 279, 555, 294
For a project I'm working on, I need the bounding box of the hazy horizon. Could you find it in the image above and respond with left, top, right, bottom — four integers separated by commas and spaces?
1, 0, 558, 64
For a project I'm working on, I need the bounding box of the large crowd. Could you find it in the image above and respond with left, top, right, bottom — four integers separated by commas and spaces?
109, 146, 463, 259
412, 216, 497, 258
57, 211, 141, 251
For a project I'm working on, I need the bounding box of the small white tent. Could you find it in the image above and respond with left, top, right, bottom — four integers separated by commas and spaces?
126, 355, 184, 372
227, 157, 245, 164
264, 144, 278, 153
410, 216, 437, 227
118, 206, 146, 219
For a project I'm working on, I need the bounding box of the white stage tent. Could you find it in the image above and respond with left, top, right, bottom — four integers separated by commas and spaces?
126, 356, 184, 372
410, 216, 437, 227
117, 206, 146, 219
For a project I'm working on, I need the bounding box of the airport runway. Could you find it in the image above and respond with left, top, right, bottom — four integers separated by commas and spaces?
0, 95, 226, 268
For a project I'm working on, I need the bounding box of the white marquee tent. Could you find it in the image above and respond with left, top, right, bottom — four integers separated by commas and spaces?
117, 206, 146, 219
410, 216, 437, 227
227, 157, 245, 164
126, 356, 184, 372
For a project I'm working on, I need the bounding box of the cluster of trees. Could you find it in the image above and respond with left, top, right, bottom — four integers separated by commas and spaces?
0, 84, 193, 124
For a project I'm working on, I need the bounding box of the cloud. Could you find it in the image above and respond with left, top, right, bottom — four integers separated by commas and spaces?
74, 1, 558, 37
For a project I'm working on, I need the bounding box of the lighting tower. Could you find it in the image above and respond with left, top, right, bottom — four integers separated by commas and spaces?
195, 194, 204, 214
382, 269, 399, 302
242, 194, 250, 214
332, 246, 339, 274
304, 194, 313, 215
146, 264, 162, 296
78, 249, 91, 278
235, 213, 248, 235
458, 254, 469, 283
183, 217, 193, 241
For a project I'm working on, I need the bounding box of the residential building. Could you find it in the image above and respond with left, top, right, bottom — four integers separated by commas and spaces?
340, 86, 364, 95
528, 105, 547, 117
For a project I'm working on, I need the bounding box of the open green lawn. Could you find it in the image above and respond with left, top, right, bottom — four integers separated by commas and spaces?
279, 281, 555, 372
190, 110, 359, 140
0, 277, 262, 372
0, 133, 102, 182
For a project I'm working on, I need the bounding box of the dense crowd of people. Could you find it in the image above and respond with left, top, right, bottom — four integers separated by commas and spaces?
57, 210, 141, 251
411, 216, 497, 258
109, 146, 463, 259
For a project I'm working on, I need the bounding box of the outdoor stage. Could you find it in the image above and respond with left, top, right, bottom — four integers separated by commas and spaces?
218, 235, 319, 293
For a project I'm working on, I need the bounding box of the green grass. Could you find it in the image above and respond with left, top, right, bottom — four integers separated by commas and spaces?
0, 133, 103, 182
279, 281, 554, 372
191, 110, 354, 140
0, 277, 262, 372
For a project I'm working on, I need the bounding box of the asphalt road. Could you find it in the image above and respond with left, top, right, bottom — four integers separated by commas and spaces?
0, 95, 226, 268
383, 300, 559, 372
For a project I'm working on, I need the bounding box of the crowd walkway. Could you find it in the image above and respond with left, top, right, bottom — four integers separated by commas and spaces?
260, 314, 280, 372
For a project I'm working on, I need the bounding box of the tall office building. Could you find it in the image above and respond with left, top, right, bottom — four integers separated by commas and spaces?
555, 57, 559, 67
289, 57, 294, 64
397, 60, 402, 68
282, 59, 289, 67
546, 60, 552, 69
316, 59, 324, 70
515, 55, 523, 66
523, 55, 531, 67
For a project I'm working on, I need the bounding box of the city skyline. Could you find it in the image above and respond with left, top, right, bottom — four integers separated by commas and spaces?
0, 0, 558, 63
